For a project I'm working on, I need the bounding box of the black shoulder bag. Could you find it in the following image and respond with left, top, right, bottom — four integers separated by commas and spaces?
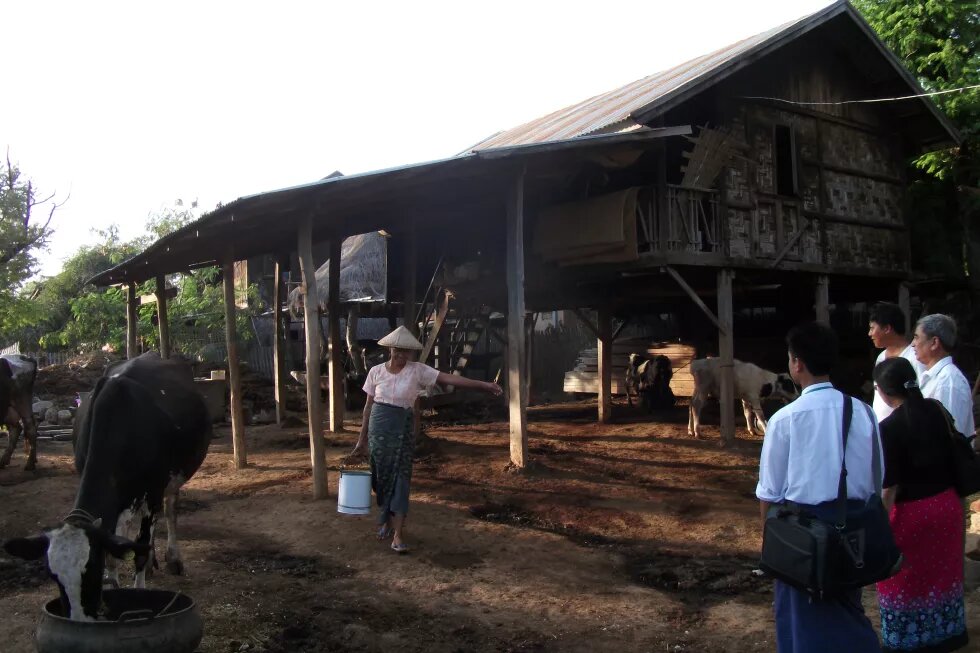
759, 392, 903, 599
931, 399, 980, 497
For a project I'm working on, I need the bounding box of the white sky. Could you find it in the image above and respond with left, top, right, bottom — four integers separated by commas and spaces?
2, 0, 832, 277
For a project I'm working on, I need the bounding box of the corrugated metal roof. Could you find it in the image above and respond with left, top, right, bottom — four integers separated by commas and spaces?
470, 3, 835, 150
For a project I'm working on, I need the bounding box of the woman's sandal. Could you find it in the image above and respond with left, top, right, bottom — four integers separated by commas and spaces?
390, 542, 409, 554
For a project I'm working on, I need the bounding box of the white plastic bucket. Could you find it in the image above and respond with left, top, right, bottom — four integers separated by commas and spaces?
337, 470, 372, 515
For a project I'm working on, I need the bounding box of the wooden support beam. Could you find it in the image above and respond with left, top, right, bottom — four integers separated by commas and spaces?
571, 308, 601, 340
273, 256, 288, 425
155, 274, 171, 359
611, 316, 631, 341
505, 169, 529, 469
126, 282, 138, 359
298, 216, 328, 499
403, 225, 418, 336
419, 290, 451, 364
222, 259, 247, 469
327, 236, 344, 433
597, 307, 613, 424
815, 275, 830, 324
664, 266, 727, 335
717, 268, 736, 446
898, 282, 911, 334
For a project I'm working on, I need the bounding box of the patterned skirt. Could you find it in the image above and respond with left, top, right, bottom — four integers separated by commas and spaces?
877, 487, 968, 653
368, 401, 415, 525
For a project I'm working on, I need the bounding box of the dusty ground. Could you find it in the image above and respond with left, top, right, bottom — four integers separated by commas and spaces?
2, 400, 979, 652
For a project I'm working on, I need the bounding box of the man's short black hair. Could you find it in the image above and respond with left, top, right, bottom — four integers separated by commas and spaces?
868, 302, 907, 335
786, 322, 838, 376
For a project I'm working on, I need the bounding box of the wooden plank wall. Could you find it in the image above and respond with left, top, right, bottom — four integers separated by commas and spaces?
563, 338, 696, 397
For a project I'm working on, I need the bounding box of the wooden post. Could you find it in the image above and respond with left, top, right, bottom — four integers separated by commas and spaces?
505, 170, 529, 469
403, 225, 418, 336
327, 236, 344, 433
718, 268, 736, 446
816, 275, 830, 324
273, 256, 288, 425
898, 282, 911, 334
222, 259, 247, 469
597, 308, 613, 423
298, 217, 328, 498
126, 282, 138, 359
155, 274, 171, 359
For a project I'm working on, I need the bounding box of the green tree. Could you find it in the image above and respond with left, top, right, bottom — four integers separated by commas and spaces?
0, 154, 60, 336
35, 201, 261, 356
854, 1, 980, 278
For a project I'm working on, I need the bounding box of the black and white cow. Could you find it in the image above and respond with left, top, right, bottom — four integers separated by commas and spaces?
0, 354, 39, 470
688, 358, 798, 438
3, 353, 211, 621
625, 353, 675, 411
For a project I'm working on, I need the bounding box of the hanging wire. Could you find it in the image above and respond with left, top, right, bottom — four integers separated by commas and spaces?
739, 83, 980, 106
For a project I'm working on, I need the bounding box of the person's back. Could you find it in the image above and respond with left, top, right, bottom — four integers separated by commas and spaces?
757, 322, 881, 653
873, 356, 969, 652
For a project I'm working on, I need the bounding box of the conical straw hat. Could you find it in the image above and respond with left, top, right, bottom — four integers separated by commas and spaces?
378, 326, 423, 350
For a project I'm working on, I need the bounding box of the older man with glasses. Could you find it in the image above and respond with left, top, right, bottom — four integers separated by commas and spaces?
912, 314, 975, 443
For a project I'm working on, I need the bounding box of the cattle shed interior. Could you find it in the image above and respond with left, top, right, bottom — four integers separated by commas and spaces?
89, 0, 959, 497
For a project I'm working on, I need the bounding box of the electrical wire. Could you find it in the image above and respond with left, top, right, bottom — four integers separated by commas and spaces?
739, 83, 980, 106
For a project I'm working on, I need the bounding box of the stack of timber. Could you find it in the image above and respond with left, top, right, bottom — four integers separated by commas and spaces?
563, 338, 696, 397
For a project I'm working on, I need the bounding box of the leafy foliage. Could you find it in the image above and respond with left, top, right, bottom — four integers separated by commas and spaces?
0, 156, 58, 335
855, 1, 980, 277
5, 201, 262, 357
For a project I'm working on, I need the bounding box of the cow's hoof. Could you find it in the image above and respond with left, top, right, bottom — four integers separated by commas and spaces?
165, 559, 184, 576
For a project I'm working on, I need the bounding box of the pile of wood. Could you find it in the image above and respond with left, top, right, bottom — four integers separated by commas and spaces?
563, 338, 696, 397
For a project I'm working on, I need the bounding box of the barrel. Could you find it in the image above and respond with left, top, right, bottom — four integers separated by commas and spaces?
337, 470, 372, 514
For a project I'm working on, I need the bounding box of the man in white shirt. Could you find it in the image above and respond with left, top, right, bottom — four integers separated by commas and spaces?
868, 302, 924, 422
757, 322, 881, 652
913, 313, 975, 440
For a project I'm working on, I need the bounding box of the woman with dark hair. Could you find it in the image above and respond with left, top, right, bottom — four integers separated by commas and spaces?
873, 357, 968, 653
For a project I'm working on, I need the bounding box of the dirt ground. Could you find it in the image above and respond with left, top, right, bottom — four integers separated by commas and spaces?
2, 399, 979, 652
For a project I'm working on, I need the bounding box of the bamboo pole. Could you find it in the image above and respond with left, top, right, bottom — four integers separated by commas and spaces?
298, 216, 328, 498
126, 282, 138, 359
327, 236, 344, 433
505, 169, 529, 469
597, 308, 612, 423
718, 268, 736, 446
222, 259, 247, 468
155, 274, 171, 359
273, 256, 288, 425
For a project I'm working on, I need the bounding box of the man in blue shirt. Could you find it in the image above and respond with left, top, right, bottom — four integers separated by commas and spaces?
757, 322, 882, 652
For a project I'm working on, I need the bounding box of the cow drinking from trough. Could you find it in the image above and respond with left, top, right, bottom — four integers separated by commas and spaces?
688, 358, 797, 438
0, 354, 39, 471
3, 353, 211, 621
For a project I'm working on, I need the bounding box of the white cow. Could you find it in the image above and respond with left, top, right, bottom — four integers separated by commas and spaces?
688, 358, 798, 438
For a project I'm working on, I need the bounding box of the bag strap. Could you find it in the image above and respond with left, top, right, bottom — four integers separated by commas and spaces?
930, 398, 962, 439
836, 391, 854, 530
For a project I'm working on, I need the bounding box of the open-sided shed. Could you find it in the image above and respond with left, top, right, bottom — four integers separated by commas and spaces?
91, 1, 959, 496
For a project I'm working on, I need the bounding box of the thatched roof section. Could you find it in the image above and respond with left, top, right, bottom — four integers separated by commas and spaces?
287, 231, 387, 312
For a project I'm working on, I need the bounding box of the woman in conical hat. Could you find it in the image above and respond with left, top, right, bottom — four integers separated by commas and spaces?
351, 325, 501, 553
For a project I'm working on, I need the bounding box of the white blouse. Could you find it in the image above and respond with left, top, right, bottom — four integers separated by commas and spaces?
362, 361, 440, 409
872, 345, 925, 422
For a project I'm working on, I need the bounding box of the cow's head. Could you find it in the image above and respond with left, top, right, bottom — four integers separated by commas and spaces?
4, 520, 149, 621
759, 373, 798, 404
